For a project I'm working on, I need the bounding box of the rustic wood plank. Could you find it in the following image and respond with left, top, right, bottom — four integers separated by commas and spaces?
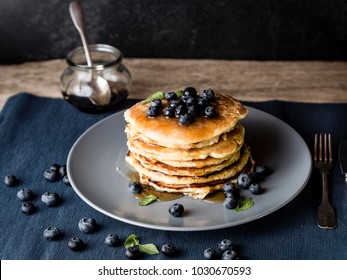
1, 59, 347, 109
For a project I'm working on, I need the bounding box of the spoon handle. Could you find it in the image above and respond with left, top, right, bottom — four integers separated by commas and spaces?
69, 1, 92, 66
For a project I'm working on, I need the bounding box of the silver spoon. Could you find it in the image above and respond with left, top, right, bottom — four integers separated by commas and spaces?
69, 1, 111, 106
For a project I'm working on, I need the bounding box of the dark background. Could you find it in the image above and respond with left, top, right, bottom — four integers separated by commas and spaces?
1, 0, 347, 64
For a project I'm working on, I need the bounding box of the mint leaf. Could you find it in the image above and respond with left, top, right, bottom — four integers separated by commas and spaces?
175, 89, 183, 98
124, 234, 140, 249
139, 244, 159, 255
235, 198, 254, 212
141, 91, 165, 105
138, 195, 157, 206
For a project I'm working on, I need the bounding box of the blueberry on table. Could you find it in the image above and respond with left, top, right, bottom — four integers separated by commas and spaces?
222, 249, 239, 260
21, 202, 36, 215
68, 237, 85, 251
125, 245, 142, 259
161, 242, 177, 256
63, 175, 71, 186
41, 192, 60, 207
104, 233, 121, 247
17, 188, 34, 201
4, 175, 19, 186
43, 227, 61, 241
43, 169, 59, 182
249, 183, 263, 195
78, 217, 98, 233
59, 165, 67, 177
204, 248, 218, 260
218, 239, 234, 252
168, 203, 184, 217
49, 163, 61, 173
128, 181, 143, 194
237, 172, 254, 190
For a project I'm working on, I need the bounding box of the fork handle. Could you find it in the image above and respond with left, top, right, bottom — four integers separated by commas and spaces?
321, 171, 329, 203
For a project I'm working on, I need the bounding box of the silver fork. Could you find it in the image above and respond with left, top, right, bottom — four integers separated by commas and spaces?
314, 133, 336, 229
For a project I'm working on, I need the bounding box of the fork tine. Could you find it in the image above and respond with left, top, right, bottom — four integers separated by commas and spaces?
328, 133, 332, 162
314, 133, 318, 161
319, 133, 323, 161
324, 133, 328, 162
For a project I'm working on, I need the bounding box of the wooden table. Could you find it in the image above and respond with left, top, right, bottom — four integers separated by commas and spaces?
1, 59, 347, 109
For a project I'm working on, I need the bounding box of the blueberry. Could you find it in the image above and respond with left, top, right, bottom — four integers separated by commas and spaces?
218, 239, 234, 252
250, 171, 263, 183
21, 202, 36, 215
178, 113, 193, 126
150, 98, 162, 109
43, 169, 59, 182
222, 249, 239, 260
17, 188, 34, 201
168, 203, 184, 217
63, 175, 71, 186
187, 105, 198, 118
237, 173, 254, 190
175, 104, 187, 118
205, 106, 216, 117
49, 163, 61, 173
224, 189, 240, 201
68, 237, 85, 251
146, 106, 159, 118
200, 88, 215, 100
169, 100, 178, 109
4, 175, 19, 186
255, 165, 270, 177
161, 242, 177, 256
249, 183, 263, 195
204, 248, 219, 260
183, 87, 197, 98
197, 96, 209, 108
78, 217, 97, 233
43, 227, 61, 241
104, 233, 121, 247
223, 197, 238, 209
59, 165, 67, 177
125, 245, 141, 259
163, 106, 175, 118
185, 97, 196, 107
41, 192, 60, 207
165, 91, 177, 101
128, 181, 143, 194
221, 182, 238, 193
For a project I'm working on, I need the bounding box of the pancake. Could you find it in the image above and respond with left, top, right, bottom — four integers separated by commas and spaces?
126, 124, 245, 161
125, 144, 251, 185
124, 93, 248, 146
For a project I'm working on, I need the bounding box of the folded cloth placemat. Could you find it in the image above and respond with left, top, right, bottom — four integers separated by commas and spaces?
1, 93, 347, 260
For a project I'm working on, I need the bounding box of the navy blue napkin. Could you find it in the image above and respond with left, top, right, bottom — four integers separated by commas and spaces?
1, 93, 347, 260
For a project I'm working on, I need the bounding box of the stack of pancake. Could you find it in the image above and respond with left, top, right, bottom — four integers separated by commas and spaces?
124, 92, 253, 199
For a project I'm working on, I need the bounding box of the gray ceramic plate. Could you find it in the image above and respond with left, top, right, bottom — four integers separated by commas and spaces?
67, 106, 312, 231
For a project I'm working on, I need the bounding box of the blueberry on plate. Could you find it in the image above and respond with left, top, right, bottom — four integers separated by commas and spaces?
17, 188, 34, 201
161, 242, 177, 256
68, 237, 85, 251
41, 192, 60, 207
43, 227, 61, 241
21, 202, 36, 215
254, 165, 270, 177
237, 172, 254, 190
204, 248, 219, 260
43, 169, 59, 182
104, 233, 121, 247
4, 175, 19, 186
222, 249, 239, 260
125, 245, 142, 259
168, 203, 184, 217
128, 181, 143, 194
78, 217, 98, 233
221, 182, 237, 193
249, 183, 263, 195
218, 239, 234, 252
223, 197, 238, 209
